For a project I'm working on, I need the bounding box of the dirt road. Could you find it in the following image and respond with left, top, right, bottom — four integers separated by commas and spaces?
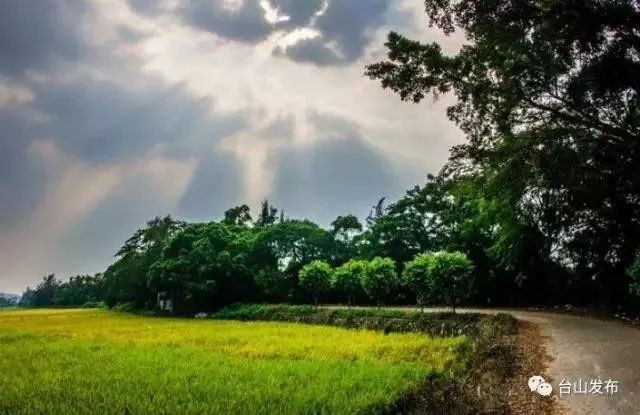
506, 309, 640, 415
329, 306, 640, 414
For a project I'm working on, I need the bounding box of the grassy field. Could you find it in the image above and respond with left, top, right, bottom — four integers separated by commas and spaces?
0, 309, 469, 414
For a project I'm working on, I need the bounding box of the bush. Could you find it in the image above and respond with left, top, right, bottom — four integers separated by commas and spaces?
403, 254, 433, 311
425, 251, 474, 313
361, 257, 397, 307
332, 260, 367, 307
299, 261, 333, 308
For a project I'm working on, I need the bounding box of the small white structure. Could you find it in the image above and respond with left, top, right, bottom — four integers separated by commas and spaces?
157, 292, 174, 313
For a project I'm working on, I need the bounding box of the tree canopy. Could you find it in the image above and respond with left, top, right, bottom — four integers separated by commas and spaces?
366, 0, 640, 311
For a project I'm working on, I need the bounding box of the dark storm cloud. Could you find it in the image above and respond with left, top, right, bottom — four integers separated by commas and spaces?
0, 0, 87, 77
0, 0, 246, 252
272, 136, 399, 225
141, 0, 389, 66
0, 106, 48, 228
28, 77, 245, 164
274, 0, 391, 66
126, 0, 168, 16
178, 152, 244, 219
175, 0, 326, 43
271, 0, 325, 26
0, 73, 247, 240
181, 0, 273, 43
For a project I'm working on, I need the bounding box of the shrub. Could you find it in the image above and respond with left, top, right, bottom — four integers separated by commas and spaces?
299, 261, 333, 308
361, 257, 397, 307
332, 260, 367, 307
403, 254, 434, 312
426, 251, 474, 313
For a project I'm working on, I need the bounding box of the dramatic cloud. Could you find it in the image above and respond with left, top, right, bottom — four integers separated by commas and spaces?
271, 0, 325, 26
0, 0, 465, 292
31, 76, 245, 164
272, 134, 401, 225
178, 152, 245, 219
273, 0, 392, 66
0, 0, 88, 77
181, 0, 274, 43
133, 0, 393, 66
127, 0, 172, 16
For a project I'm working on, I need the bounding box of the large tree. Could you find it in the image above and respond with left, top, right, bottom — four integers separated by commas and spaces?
223, 205, 253, 227
103, 216, 184, 308
367, 0, 640, 308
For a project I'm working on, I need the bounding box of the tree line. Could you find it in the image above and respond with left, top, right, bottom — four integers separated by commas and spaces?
19, 201, 474, 314
20, 185, 640, 315
20, 0, 640, 315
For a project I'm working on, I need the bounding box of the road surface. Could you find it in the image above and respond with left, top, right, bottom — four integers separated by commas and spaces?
506, 309, 639, 415
329, 306, 640, 414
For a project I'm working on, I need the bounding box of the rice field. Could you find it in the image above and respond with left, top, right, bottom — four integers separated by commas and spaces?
0, 309, 469, 414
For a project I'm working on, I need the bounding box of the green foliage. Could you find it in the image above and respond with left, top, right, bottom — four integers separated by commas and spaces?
361, 257, 397, 306
103, 216, 184, 308
19, 274, 104, 308
258, 220, 334, 272
255, 200, 278, 227
425, 252, 475, 313
254, 268, 291, 301
366, 0, 640, 310
0, 297, 16, 308
627, 249, 640, 298
147, 222, 263, 314
331, 215, 362, 238
299, 261, 332, 306
331, 214, 363, 262
403, 254, 434, 310
332, 259, 366, 306
222, 204, 252, 226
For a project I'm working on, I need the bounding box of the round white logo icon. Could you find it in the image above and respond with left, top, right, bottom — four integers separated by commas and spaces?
528, 375, 553, 396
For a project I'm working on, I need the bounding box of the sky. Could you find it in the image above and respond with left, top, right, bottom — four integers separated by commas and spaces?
0, 0, 465, 293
